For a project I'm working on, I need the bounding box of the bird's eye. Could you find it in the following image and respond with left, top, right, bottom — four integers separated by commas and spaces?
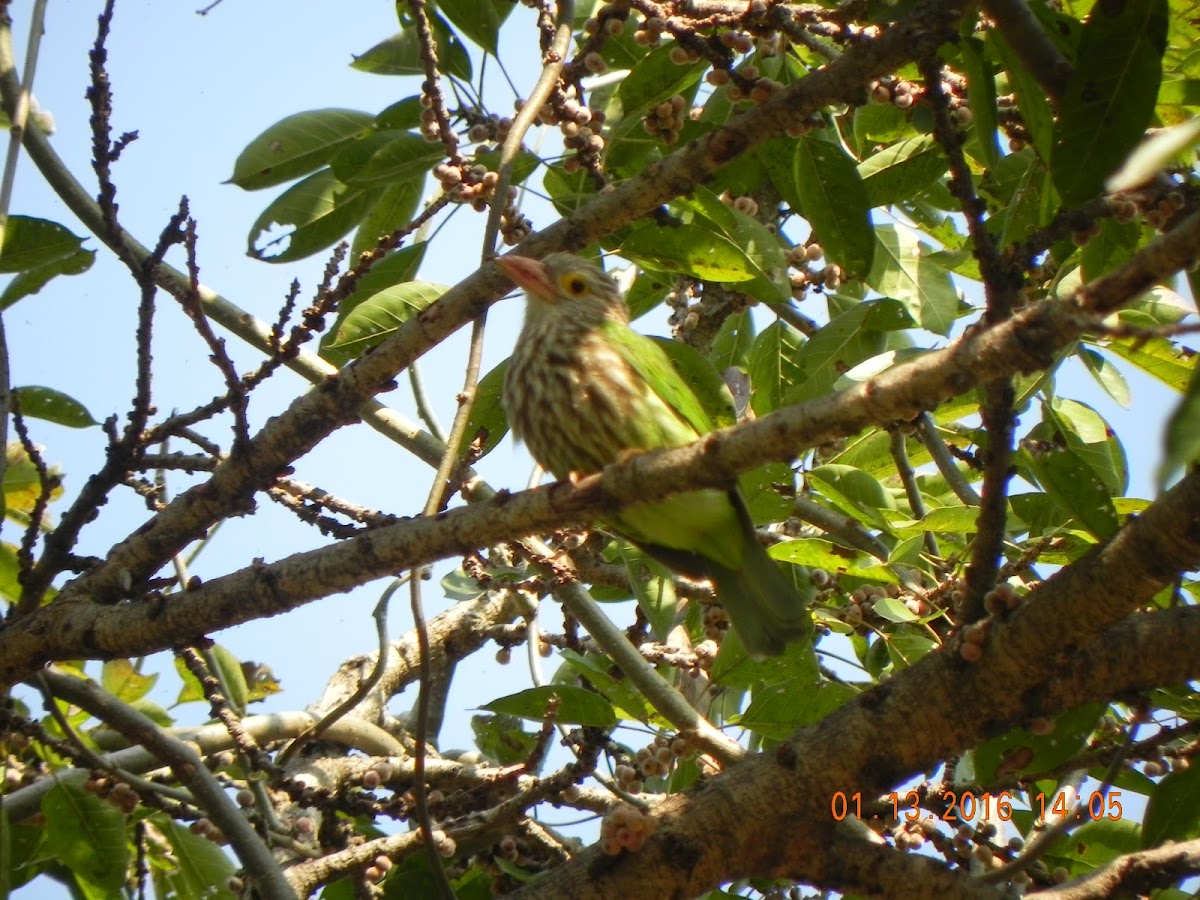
560, 274, 589, 296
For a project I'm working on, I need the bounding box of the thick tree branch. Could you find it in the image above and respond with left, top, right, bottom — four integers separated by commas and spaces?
1, 203, 1197, 684
502, 464, 1200, 898
981, 0, 1071, 101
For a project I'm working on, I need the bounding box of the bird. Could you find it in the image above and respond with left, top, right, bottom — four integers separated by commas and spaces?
499, 251, 812, 657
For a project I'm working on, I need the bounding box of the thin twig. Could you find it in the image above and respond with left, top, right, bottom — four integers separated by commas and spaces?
890, 429, 939, 558
179, 216, 251, 452
920, 55, 1018, 624
409, 362, 446, 443
520, 536, 745, 768
980, 0, 1070, 102
916, 412, 981, 506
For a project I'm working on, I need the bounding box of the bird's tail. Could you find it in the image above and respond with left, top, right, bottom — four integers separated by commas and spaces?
709, 532, 813, 658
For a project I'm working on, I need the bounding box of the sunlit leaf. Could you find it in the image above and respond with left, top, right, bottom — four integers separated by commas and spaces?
864, 225, 959, 336
247, 168, 373, 263
324, 281, 448, 364
42, 782, 130, 893
0, 217, 87, 273
483, 685, 618, 727
790, 134, 874, 277
227, 109, 373, 190
13, 386, 97, 428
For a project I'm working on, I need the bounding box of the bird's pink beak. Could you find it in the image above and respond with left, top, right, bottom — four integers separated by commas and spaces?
498, 255, 555, 301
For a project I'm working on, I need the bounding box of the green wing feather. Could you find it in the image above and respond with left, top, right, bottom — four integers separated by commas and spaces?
598, 319, 714, 439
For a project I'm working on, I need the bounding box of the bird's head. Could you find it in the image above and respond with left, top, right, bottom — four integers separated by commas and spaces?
498, 252, 627, 323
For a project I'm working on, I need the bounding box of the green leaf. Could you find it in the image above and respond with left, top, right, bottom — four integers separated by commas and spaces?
874, 597, 918, 623
470, 714, 539, 766
5, 441, 63, 517
336, 242, 428, 318
1045, 398, 1127, 495
42, 782, 130, 893
154, 817, 238, 900
349, 179, 423, 259
1144, 760, 1200, 847
740, 679, 856, 739
987, 30, 1054, 160
1080, 219, 1139, 282
101, 659, 158, 703
209, 644, 250, 712
710, 635, 820, 689
1077, 347, 1131, 408
791, 134, 874, 277
769, 538, 895, 580
707, 309, 756, 372
670, 187, 790, 303
884, 628, 937, 671
623, 267, 672, 321
0, 542, 23, 603
0, 247, 94, 311
889, 505, 981, 539
0, 216, 87, 273
1, 813, 47, 891
1043, 818, 1142, 879
807, 464, 898, 530
1017, 440, 1119, 539
556, 650, 659, 724
436, 0, 513, 54
748, 320, 806, 416
852, 102, 912, 146
472, 146, 542, 188
542, 162, 596, 216
858, 136, 947, 209
331, 131, 444, 185
1052, 0, 1169, 206
615, 541, 679, 641
482, 685, 618, 727
620, 223, 757, 283
324, 281, 448, 364
352, 28, 470, 80
864, 225, 959, 336
973, 704, 1104, 783
247, 169, 374, 263
1105, 335, 1193, 392
781, 301, 888, 406
374, 96, 424, 130
981, 149, 1052, 249
13, 386, 97, 428
458, 359, 509, 460
428, 13, 473, 80
226, 109, 373, 190
959, 35, 1000, 169
738, 460, 795, 524
617, 42, 708, 116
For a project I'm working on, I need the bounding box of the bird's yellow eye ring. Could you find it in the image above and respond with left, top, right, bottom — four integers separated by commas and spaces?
559, 273, 589, 296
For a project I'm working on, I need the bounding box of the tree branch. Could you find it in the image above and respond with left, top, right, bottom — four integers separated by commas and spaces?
2, 202, 1198, 684
503, 467, 1200, 898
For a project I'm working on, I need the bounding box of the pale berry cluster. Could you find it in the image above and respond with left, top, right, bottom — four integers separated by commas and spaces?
83, 774, 140, 815
599, 801, 657, 855
642, 95, 688, 144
